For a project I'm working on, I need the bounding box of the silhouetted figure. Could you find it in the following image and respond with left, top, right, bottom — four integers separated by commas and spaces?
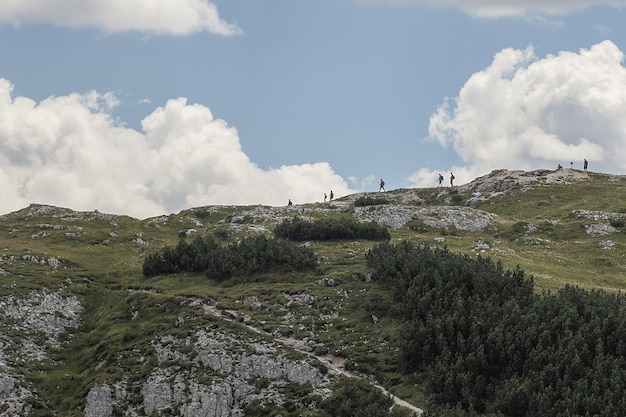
288, 199, 293, 206
379, 179, 386, 192
557, 164, 563, 170
450, 172, 455, 186
584, 158, 588, 171
324, 193, 327, 202
330, 190, 334, 201
438, 173, 444, 187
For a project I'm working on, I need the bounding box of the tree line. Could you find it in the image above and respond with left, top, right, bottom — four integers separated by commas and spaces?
366, 241, 626, 417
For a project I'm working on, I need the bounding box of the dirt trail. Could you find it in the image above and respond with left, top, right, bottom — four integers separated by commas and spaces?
202, 304, 423, 415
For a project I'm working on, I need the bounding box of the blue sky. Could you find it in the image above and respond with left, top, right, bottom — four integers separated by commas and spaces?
1, 1, 626, 217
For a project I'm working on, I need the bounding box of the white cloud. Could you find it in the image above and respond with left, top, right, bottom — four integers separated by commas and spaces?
409, 40, 626, 187
408, 167, 473, 189
0, 78, 353, 218
348, 174, 377, 190
0, 0, 241, 35
358, 0, 626, 17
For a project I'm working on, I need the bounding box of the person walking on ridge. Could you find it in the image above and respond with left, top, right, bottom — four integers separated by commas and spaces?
450, 172, 455, 187
379, 179, 386, 192
438, 173, 444, 187
584, 158, 588, 171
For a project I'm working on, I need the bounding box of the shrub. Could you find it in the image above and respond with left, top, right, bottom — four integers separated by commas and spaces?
451, 194, 464, 204
321, 377, 394, 417
143, 234, 317, 280
354, 196, 390, 207
275, 217, 390, 241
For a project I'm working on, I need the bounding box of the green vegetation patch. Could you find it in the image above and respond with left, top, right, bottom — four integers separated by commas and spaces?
275, 216, 390, 241
354, 196, 391, 207
143, 234, 318, 280
366, 241, 626, 417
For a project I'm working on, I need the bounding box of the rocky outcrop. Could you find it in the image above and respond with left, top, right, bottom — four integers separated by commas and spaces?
571, 210, 625, 235
460, 169, 590, 194
179, 381, 240, 417
1, 290, 83, 347
25, 204, 119, 223
572, 209, 626, 222
0, 289, 83, 416
85, 384, 114, 417
355, 205, 499, 231
0, 374, 31, 417
84, 323, 327, 416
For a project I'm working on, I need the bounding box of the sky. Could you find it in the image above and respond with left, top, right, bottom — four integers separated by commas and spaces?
2, 1, 626, 218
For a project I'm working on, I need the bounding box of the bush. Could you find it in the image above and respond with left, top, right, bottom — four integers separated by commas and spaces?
275, 217, 390, 241
354, 196, 390, 207
406, 220, 432, 234
321, 377, 395, 417
143, 234, 317, 280
450, 194, 464, 204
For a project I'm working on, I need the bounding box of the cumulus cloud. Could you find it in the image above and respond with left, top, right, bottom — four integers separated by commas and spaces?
348, 174, 377, 190
409, 40, 626, 187
0, 0, 241, 35
358, 0, 626, 18
0, 78, 353, 218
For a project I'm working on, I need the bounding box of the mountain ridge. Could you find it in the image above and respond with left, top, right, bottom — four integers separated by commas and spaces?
2, 168, 602, 221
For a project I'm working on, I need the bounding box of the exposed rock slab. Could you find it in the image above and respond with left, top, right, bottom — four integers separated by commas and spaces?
355, 205, 499, 231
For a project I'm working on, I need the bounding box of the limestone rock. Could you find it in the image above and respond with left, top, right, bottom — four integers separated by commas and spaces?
85, 384, 114, 417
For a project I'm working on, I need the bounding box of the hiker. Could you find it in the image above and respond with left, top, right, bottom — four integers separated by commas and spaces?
450, 172, 455, 187
379, 179, 386, 192
438, 173, 444, 187
330, 190, 334, 201
324, 193, 327, 202
557, 164, 563, 170
584, 159, 588, 171
288, 199, 293, 206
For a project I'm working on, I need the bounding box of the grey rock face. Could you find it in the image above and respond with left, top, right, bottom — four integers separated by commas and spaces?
179, 382, 235, 417
85, 384, 114, 417
124, 326, 326, 416
1, 290, 83, 346
0, 373, 31, 417
461, 169, 589, 195
0, 375, 15, 402
572, 209, 625, 222
0, 289, 84, 416
572, 210, 624, 235
355, 205, 498, 231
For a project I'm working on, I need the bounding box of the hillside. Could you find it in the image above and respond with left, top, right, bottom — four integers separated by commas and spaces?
1, 168, 626, 416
